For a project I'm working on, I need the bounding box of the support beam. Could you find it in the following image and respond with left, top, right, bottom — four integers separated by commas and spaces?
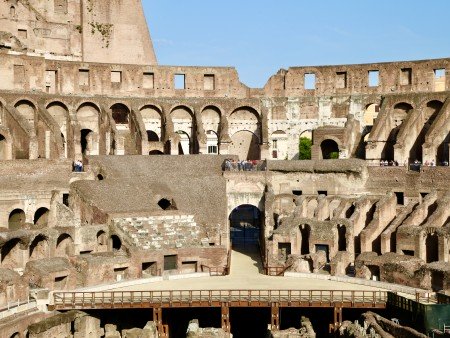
271, 302, 280, 331
153, 307, 168, 338
221, 303, 230, 333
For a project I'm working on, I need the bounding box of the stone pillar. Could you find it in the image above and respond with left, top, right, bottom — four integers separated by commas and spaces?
45, 130, 51, 159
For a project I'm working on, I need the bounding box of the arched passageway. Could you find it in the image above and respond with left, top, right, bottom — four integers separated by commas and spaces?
177, 131, 191, 155
55, 234, 74, 257
426, 233, 439, 263
111, 103, 130, 125
337, 225, 347, 251
8, 209, 25, 230
29, 235, 49, 260
81, 129, 93, 155
111, 235, 122, 251
300, 224, 311, 255
320, 139, 339, 159
1, 238, 24, 269
229, 131, 260, 160
147, 130, 159, 142
229, 205, 261, 247
33, 207, 49, 226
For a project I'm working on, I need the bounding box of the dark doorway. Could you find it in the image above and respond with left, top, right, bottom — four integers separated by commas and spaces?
229, 307, 270, 338
81, 129, 93, 155
425, 233, 439, 263
229, 205, 261, 247
321, 139, 339, 159
300, 224, 311, 255
337, 225, 346, 251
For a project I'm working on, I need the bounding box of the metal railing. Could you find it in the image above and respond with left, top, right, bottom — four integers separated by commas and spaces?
0, 299, 37, 319
53, 289, 388, 310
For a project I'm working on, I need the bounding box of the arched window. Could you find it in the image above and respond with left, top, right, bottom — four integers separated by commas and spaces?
111, 104, 130, 125
8, 209, 25, 230
320, 139, 339, 159
34, 207, 49, 226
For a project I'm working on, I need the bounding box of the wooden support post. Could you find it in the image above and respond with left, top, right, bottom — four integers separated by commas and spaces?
333, 306, 343, 333
153, 307, 167, 338
271, 302, 280, 331
221, 303, 231, 334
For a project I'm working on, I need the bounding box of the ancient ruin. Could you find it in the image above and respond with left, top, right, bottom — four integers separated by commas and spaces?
0, 0, 449, 337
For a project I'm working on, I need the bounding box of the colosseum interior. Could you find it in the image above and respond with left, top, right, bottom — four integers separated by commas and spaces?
0, 0, 449, 337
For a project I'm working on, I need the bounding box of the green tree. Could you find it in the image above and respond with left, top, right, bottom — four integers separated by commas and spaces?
299, 137, 312, 160
330, 151, 339, 159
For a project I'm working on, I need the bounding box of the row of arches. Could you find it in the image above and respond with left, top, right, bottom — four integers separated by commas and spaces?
1, 98, 265, 160
8, 207, 49, 230
0, 231, 110, 269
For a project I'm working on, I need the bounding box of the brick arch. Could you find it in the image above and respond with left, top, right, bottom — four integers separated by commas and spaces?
169, 104, 195, 116
12, 97, 38, 110
139, 103, 163, 114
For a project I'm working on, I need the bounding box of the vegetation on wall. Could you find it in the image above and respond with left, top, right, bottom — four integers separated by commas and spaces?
86, 0, 113, 48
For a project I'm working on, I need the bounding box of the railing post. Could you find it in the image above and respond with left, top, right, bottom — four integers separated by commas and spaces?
153, 307, 166, 338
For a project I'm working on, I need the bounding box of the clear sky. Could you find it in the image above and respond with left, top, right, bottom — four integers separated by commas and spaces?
143, 1, 450, 88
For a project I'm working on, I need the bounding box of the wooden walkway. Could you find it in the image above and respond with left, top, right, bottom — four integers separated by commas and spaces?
52, 289, 387, 310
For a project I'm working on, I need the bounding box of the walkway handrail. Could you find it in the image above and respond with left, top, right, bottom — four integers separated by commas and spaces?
52, 289, 388, 309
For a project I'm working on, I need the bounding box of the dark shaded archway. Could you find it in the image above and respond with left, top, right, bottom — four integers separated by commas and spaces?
111, 103, 129, 125
337, 225, 347, 251
33, 207, 49, 226
320, 139, 339, 159
300, 224, 311, 255
29, 234, 49, 260
8, 209, 25, 230
56, 234, 74, 257
425, 233, 439, 263
111, 235, 122, 251
81, 129, 93, 155
147, 130, 159, 142
229, 205, 261, 246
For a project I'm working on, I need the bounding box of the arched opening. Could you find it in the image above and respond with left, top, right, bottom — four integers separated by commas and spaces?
111, 103, 130, 125
410, 101, 442, 163
80, 129, 93, 155
29, 235, 49, 260
176, 131, 191, 155
149, 150, 164, 155
8, 209, 25, 230
271, 130, 287, 159
0, 134, 7, 160
320, 139, 339, 159
96, 230, 107, 252
206, 130, 218, 154
229, 131, 260, 160
33, 207, 49, 226
55, 234, 74, 257
356, 104, 380, 159
97, 174, 104, 181
158, 198, 176, 210
15, 100, 36, 125
10, 6, 15, 16
141, 105, 162, 141
171, 106, 195, 154
201, 106, 221, 139
298, 130, 312, 160
1, 238, 24, 268
111, 235, 122, 251
9, 333, 19, 338
337, 225, 347, 251
384, 102, 413, 161
300, 224, 311, 255
147, 130, 159, 142
425, 233, 439, 263
229, 205, 261, 247
345, 204, 356, 218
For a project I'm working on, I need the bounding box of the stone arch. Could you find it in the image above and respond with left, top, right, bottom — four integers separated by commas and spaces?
1, 238, 25, 269
140, 105, 163, 141
171, 105, 194, 135
320, 139, 340, 159
271, 130, 288, 160
76, 102, 100, 132
96, 230, 107, 252
229, 106, 260, 137
9, 333, 19, 338
29, 234, 49, 260
111, 103, 130, 125
337, 224, 347, 251
229, 130, 260, 160
33, 207, 49, 226
201, 106, 221, 137
426, 232, 439, 263
363, 103, 380, 127
14, 100, 36, 126
298, 130, 313, 160
300, 224, 311, 255
46, 102, 69, 157
328, 199, 341, 220
382, 102, 413, 161
110, 235, 122, 251
8, 209, 25, 230
147, 130, 159, 142
10, 6, 15, 16
410, 100, 443, 162
229, 204, 262, 246
306, 199, 318, 218
55, 234, 74, 257
176, 130, 191, 155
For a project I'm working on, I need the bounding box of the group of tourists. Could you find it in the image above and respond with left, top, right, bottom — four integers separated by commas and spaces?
379, 160, 401, 166
73, 159, 84, 172
224, 159, 260, 171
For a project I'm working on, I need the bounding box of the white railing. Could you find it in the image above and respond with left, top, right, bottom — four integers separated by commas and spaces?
0, 299, 37, 319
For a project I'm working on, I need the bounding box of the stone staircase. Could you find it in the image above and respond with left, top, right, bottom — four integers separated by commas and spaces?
113, 215, 204, 250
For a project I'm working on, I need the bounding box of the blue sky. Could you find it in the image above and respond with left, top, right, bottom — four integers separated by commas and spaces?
143, 1, 450, 88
